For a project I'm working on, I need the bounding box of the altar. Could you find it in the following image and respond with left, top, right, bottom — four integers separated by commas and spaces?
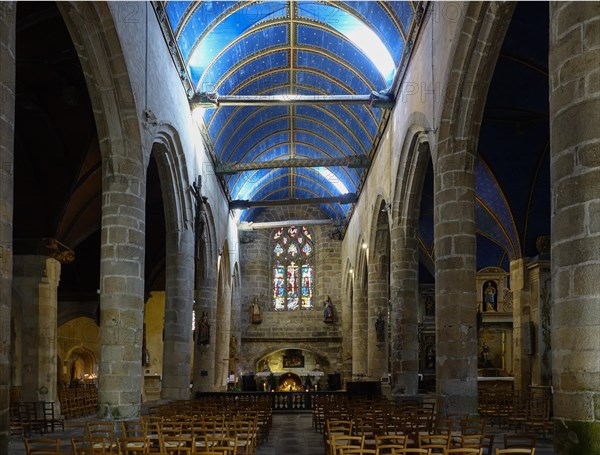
255, 370, 325, 391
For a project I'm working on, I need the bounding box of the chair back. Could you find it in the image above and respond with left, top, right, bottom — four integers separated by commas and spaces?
24, 438, 61, 455
495, 449, 535, 455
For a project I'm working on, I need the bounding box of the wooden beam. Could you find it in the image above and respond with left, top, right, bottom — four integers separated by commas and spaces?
229, 193, 357, 209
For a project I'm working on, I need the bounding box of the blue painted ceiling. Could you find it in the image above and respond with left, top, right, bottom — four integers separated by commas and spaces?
162, 1, 421, 221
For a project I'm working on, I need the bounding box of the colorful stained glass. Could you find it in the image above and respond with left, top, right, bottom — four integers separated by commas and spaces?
288, 243, 298, 257
302, 243, 311, 256
272, 226, 314, 310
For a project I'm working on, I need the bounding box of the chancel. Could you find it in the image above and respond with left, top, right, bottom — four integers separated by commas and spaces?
1, 2, 598, 455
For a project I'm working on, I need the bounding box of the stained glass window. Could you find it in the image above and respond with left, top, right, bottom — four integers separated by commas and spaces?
272, 226, 314, 310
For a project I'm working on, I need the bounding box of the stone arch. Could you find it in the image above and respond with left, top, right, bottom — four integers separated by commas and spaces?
54, 2, 148, 419
215, 240, 233, 389
431, 1, 516, 416
151, 124, 194, 233
64, 345, 97, 384
341, 258, 354, 382
56, 3, 144, 165
389, 125, 433, 396
150, 125, 196, 400
367, 197, 392, 380
352, 237, 369, 378
253, 345, 333, 370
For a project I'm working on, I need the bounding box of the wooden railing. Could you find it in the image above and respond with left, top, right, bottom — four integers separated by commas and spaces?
194, 391, 345, 411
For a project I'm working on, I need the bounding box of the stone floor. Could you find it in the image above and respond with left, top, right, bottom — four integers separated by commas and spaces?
9, 411, 556, 454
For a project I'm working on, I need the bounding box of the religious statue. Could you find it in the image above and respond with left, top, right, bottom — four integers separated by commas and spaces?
250, 296, 262, 324
375, 310, 385, 343
323, 296, 334, 323
198, 311, 210, 345
480, 342, 490, 366
483, 281, 497, 311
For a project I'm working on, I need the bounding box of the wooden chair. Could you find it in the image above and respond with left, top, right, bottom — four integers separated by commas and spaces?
495, 450, 535, 455
390, 450, 432, 455
86, 421, 117, 453
502, 433, 536, 449
332, 435, 365, 455
418, 434, 451, 453
326, 420, 354, 455
121, 420, 148, 439
161, 435, 195, 454
117, 437, 150, 454
374, 434, 408, 454
41, 402, 65, 433
24, 438, 61, 455
72, 437, 110, 454
203, 435, 236, 454
444, 449, 482, 455
339, 449, 377, 454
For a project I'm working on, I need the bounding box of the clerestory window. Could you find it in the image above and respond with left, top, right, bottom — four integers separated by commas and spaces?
272, 226, 314, 310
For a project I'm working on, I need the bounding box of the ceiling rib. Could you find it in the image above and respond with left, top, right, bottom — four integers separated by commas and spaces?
230, 193, 357, 209
216, 156, 370, 175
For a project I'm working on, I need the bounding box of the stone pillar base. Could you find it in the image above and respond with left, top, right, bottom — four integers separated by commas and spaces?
554, 420, 600, 455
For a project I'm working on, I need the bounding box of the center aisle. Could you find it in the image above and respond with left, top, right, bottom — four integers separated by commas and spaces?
257, 412, 325, 455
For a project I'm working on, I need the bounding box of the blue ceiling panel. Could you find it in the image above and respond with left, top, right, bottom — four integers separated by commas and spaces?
211, 106, 288, 152
222, 118, 290, 162
475, 200, 516, 259
343, 2, 411, 62
476, 234, 509, 271
295, 25, 387, 89
233, 168, 289, 201
162, 0, 422, 221
475, 157, 520, 257
295, 50, 372, 94
202, 49, 289, 93
295, 105, 366, 155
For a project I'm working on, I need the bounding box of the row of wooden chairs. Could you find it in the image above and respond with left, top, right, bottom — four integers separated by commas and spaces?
10, 401, 65, 438
332, 449, 535, 455
478, 390, 552, 436
59, 385, 98, 419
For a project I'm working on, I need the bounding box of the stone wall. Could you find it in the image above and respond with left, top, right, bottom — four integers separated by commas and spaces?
239, 207, 343, 377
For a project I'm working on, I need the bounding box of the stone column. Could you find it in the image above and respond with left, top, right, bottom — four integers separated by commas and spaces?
12, 255, 61, 403
367, 247, 389, 381
549, 3, 600, 453
433, 149, 478, 416
352, 271, 368, 377
0, 2, 16, 451
98, 156, 146, 420
214, 279, 232, 390
161, 229, 195, 400
390, 222, 420, 396
341, 279, 353, 384
192, 265, 218, 392
510, 258, 532, 393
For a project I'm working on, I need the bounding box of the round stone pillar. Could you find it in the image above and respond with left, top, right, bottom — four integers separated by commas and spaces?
367, 251, 388, 381
390, 222, 420, 396
161, 229, 195, 400
192, 266, 218, 393
433, 149, 478, 416
352, 272, 368, 377
549, 3, 600, 453
98, 156, 146, 420
0, 2, 16, 451
12, 256, 61, 404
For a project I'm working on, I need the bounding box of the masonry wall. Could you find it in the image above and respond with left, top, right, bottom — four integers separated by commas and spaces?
239, 206, 343, 378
